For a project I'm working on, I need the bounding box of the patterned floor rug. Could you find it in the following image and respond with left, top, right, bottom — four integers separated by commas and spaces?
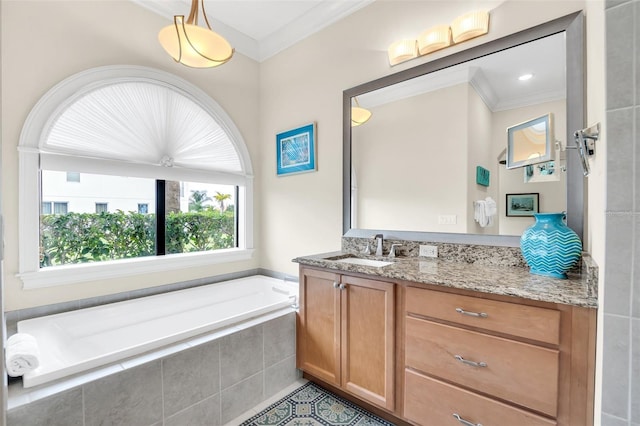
239, 382, 395, 426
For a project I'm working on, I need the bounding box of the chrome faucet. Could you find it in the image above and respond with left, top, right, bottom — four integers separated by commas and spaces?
372, 234, 384, 256
389, 244, 402, 258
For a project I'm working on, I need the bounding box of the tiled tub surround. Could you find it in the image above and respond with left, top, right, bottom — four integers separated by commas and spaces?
17, 275, 296, 388
296, 238, 598, 308
7, 310, 299, 426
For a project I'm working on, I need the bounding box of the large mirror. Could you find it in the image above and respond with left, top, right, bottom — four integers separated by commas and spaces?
343, 12, 584, 245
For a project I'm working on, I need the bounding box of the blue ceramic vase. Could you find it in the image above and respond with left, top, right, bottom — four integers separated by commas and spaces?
520, 212, 582, 279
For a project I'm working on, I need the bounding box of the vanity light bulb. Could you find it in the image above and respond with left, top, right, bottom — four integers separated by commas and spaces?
388, 39, 418, 66
417, 25, 452, 55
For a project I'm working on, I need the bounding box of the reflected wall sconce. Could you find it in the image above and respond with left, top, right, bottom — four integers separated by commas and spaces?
158, 0, 234, 68
451, 11, 490, 44
388, 39, 418, 66
418, 25, 452, 55
351, 97, 372, 127
388, 11, 489, 66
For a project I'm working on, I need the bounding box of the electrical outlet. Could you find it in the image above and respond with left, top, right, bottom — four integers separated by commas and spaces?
419, 245, 438, 258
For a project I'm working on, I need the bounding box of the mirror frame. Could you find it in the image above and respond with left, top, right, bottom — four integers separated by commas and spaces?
343, 11, 584, 246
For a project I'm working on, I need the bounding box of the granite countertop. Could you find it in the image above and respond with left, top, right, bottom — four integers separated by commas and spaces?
293, 251, 598, 308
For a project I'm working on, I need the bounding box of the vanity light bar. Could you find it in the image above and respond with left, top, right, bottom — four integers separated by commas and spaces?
388, 11, 490, 66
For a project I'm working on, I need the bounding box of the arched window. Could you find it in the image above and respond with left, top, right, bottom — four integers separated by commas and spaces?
18, 66, 254, 289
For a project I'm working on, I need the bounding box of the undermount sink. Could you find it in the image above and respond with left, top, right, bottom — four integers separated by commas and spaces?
333, 257, 394, 268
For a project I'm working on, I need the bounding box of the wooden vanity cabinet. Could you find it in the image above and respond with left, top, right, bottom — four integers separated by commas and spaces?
401, 285, 596, 426
297, 267, 395, 410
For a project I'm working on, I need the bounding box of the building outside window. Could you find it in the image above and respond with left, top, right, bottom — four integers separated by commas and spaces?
138, 203, 149, 214
95, 203, 108, 213
41, 202, 52, 215
53, 202, 68, 214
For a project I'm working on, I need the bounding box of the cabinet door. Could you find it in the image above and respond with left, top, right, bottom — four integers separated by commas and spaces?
297, 268, 341, 385
341, 275, 395, 410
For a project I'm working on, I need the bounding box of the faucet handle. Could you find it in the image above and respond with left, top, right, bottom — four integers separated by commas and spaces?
389, 243, 402, 258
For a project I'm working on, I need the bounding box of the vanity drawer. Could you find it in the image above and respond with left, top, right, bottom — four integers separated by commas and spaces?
405, 317, 559, 417
405, 286, 560, 345
404, 369, 557, 426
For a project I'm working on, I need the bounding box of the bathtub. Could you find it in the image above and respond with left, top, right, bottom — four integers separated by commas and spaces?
17, 275, 297, 388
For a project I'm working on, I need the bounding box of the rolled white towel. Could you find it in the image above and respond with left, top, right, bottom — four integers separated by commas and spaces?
5, 333, 40, 377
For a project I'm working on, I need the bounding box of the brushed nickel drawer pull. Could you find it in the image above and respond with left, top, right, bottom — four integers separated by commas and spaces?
453, 413, 483, 426
455, 307, 488, 318
454, 355, 487, 368
339, 283, 346, 290
333, 281, 340, 288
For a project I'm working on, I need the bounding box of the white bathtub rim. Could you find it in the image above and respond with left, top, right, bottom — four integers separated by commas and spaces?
8, 307, 294, 410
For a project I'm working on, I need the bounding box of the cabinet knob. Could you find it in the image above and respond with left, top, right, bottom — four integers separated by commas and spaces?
455, 307, 488, 318
339, 283, 346, 290
452, 413, 483, 426
333, 281, 340, 288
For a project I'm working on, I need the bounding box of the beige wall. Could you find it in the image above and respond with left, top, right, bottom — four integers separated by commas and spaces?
1, 1, 260, 310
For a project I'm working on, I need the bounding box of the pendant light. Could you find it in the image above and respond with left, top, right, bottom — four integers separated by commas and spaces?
351, 97, 372, 127
158, 0, 234, 68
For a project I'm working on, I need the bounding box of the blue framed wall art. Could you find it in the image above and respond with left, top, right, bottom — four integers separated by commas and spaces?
276, 123, 316, 176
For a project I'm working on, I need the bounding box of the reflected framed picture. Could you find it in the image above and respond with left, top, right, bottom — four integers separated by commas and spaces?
506, 193, 539, 217
276, 123, 317, 176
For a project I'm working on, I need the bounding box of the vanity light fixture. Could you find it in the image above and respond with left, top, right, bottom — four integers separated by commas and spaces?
417, 25, 452, 55
451, 11, 490, 44
388, 39, 418, 66
158, 0, 234, 68
351, 97, 372, 127
519, 73, 534, 81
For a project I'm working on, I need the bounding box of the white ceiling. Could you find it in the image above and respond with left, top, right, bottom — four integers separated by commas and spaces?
132, 0, 564, 110
132, 0, 374, 62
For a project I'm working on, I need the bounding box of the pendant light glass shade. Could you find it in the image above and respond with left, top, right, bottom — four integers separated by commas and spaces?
451, 11, 489, 44
417, 25, 451, 55
351, 98, 372, 127
158, 0, 234, 68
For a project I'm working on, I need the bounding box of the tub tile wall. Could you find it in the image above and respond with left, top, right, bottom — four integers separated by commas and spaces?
165, 394, 221, 426
221, 326, 264, 389
7, 311, 298, 426
162, 341, 220, 418
265, 355, 298, 397
221, 372, 264, 424
264, 312, 296, 366
84, 361, 163, 426
6, 388, 83, 426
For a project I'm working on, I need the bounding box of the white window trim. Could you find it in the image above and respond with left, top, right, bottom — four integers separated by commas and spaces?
19, 66, 254, 289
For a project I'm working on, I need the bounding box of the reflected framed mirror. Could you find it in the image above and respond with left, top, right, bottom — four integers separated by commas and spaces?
343, 11, 584, 245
